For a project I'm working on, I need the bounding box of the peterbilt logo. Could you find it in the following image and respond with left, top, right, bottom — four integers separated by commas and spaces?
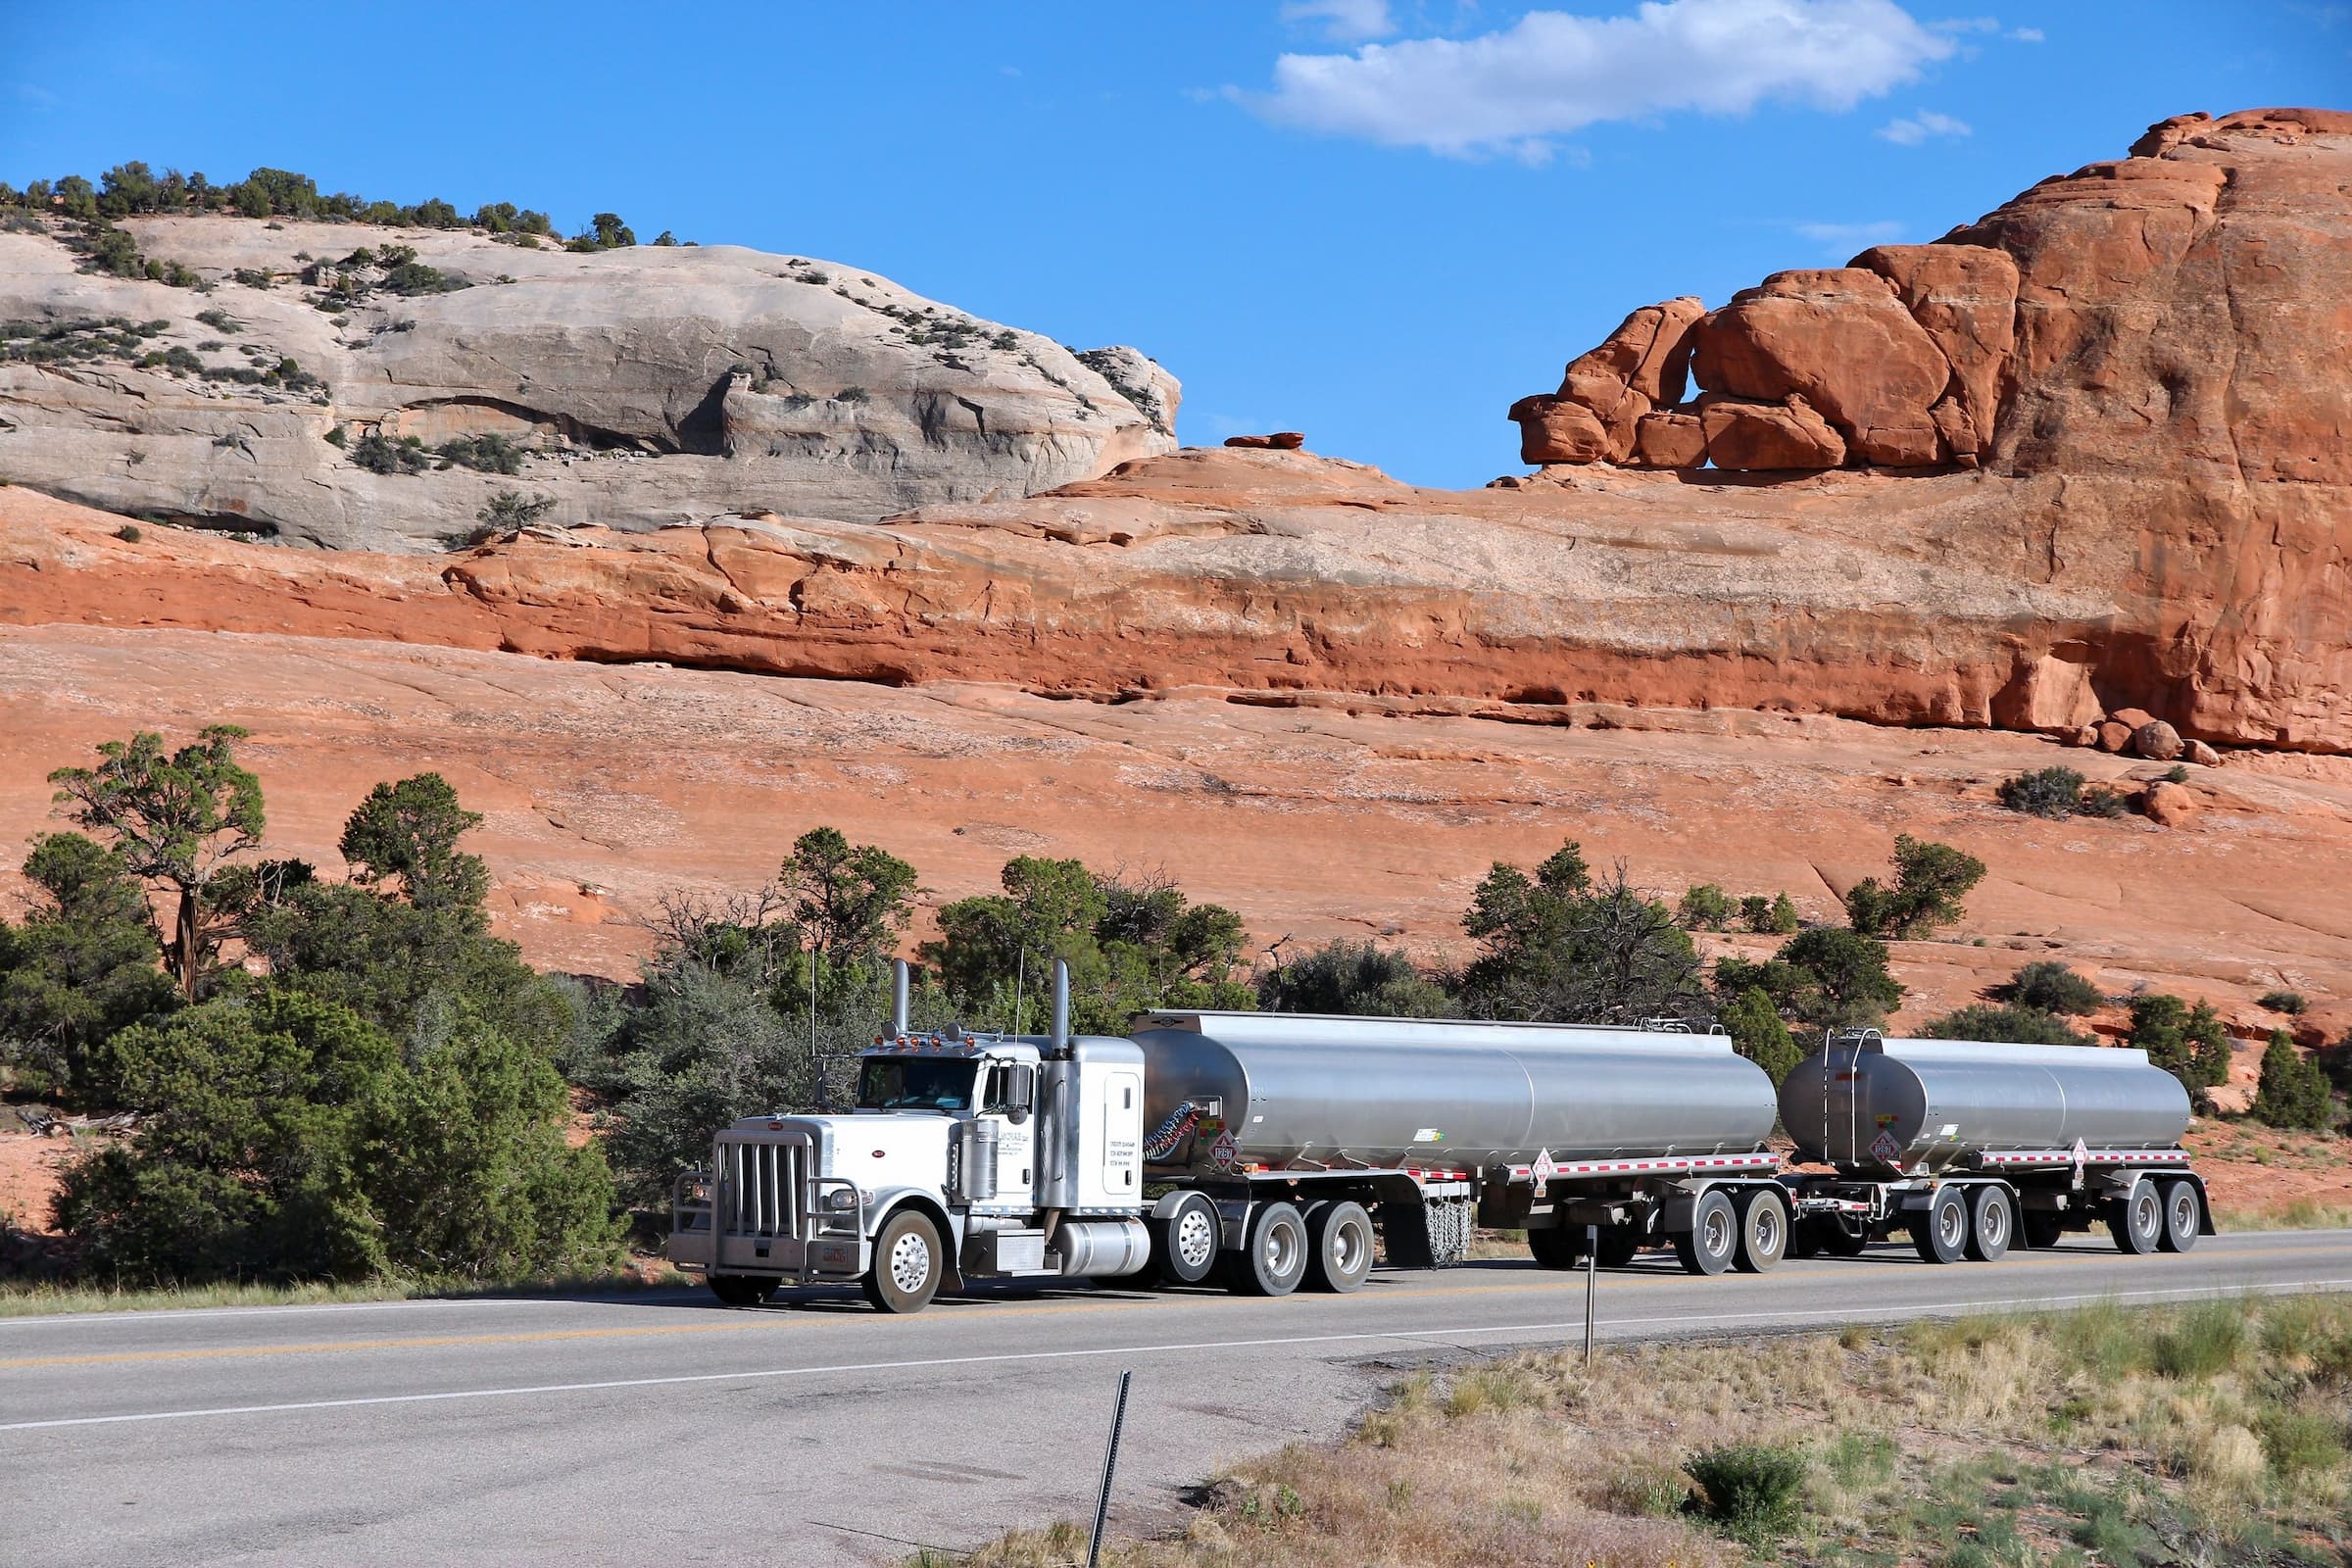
1143, 1102, 1200, 1160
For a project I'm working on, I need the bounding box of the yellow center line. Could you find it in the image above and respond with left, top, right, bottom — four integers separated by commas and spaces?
6, 1239, 2339, 1369
0, 1322, 762, 1372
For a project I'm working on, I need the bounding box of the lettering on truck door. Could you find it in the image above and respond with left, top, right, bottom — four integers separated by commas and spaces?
1102, 1070, 1143, 1199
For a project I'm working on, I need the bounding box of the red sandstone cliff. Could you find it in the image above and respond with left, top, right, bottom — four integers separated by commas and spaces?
4, 111, 2348, 753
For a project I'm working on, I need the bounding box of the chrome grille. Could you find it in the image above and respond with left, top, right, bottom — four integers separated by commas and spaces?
720, 1137, 805, 1239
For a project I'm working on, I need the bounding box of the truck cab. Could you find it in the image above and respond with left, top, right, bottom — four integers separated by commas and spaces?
668, 963, 1149, 1312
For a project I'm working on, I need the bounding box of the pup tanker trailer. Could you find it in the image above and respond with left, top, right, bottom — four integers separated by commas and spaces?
664, 967, 2211, 1312
1778, 1033, 2211, 1262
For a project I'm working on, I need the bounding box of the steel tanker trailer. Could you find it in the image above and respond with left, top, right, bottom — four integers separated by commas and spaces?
664, 964, 2213, 1315
1778, 1033, 2209, 1264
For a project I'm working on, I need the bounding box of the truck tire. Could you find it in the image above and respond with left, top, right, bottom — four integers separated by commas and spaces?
861, 1209, 945, 1313
1151, 1192, 1221, 1286
2020, 1210, 2067, 1249
1305, 1200, 1376, 1292
2107, 1179, 2164, 1255
1596, 1226, 1642, 1268
707, 1273, 773, 1307
1228, 1201, 1309, 1297
1909, 1187, 1970, 1264
1527, 1225, 1586, 1270
2158, 1179, 2202, 1253
1821, 1213, 1873, 1256
1732, 1187, 1788, 1273
1966, 1185, 2014, 1262
1673, 1190, 1739, 1276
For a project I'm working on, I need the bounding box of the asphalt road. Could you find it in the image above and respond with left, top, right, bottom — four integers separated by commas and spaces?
4, 1230, 2349, 1567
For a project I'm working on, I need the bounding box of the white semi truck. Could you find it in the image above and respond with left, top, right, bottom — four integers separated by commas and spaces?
665, 961, 2208, 1312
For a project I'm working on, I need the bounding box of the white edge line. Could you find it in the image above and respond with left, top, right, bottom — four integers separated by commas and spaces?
6, 1276, 2350, 1434
6, 1233, 2344, 1331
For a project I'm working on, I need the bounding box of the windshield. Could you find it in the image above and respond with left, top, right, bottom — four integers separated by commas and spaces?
857, 1057, 977, 1112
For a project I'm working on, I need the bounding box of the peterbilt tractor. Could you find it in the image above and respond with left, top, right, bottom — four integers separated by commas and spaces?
666, 960, 2209, 1312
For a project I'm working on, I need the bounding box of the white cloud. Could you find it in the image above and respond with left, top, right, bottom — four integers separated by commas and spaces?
1877, 108, 1970, 143
1281, 0, 1398, 41
1244, 0, 1955, 162
1795, 219, 1907, 255
1930, 15, 2000, 30
2008, 24, 2042, 39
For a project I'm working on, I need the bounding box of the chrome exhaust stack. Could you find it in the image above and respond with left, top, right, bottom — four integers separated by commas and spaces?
1051, 957, 1070, 1057
891, 957, 910, 1037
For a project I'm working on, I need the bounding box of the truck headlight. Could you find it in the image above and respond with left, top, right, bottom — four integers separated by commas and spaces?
826, 1189, 858, 1211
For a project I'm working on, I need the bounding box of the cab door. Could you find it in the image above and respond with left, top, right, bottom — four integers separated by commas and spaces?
978, 1059, 1036, 1210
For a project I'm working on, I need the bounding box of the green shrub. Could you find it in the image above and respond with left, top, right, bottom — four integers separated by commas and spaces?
115, 523, 142, 543
1720, 986, 1804, 1085
1843, 834, 1984, 939
2078, 784, 2132, 817
194, 307, 240, 334
2150, 1298, 2248, 1379
2258, 990, 2307, 1015
1921, 1002, 2094, 1048
1998, 766, 2086, 817
1716, 927, 1905, 1030
1676, 884, 1734, 932
2129, 993, 2233, 1093
381, 260, 466, 296
467, 490, 557, 541
1257, 940, 1451, 1018
1684, 883, 1740, 930
834, 385, 870, 404
2004, 960, 2104, 1015
2252, 1030, 2336, 1131
349, 432, 430, 476
436, 433, 524, 474
1683, 1442, 1806, 1544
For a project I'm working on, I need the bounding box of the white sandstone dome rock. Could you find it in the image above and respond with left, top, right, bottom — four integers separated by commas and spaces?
0, 215, 1176, 551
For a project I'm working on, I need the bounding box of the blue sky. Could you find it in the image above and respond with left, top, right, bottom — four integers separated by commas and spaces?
4, 1, 2342, 489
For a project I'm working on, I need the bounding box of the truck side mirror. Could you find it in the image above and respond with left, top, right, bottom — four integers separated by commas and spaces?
1006, 1064, 1036, 1125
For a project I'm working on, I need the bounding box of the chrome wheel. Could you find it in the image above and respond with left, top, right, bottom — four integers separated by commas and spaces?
1938, 1203, 1966, 1250
1702, 1207, 1733, 1257
1174, 1206, 1216, 1271
889, 1230, 932, 1294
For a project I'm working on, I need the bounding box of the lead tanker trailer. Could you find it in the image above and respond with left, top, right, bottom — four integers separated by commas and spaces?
666, 962, 2208, 1313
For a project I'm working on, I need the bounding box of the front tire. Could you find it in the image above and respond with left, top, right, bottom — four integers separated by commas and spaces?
1305, 1200, 1376, 1293
861, 1209, 945, 1313
1909, 1187, 1970, 1264
1674, 1190, 1739, 1276
1151, 1192, 1222, 1286
2108, 1179, 2164, 1255
1733, 1188, 1788, 1274
2158, 1179, 2202, 1252
707, 1273, 773, 1307
1228, 1201, 1309, 1297
1966, 1185, 2015, 1262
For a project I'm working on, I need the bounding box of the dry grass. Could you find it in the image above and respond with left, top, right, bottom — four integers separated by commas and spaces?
0, 1264, 696, 1318
2214, 1196, 2352, 1232
932, 1295, 2352, 1567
